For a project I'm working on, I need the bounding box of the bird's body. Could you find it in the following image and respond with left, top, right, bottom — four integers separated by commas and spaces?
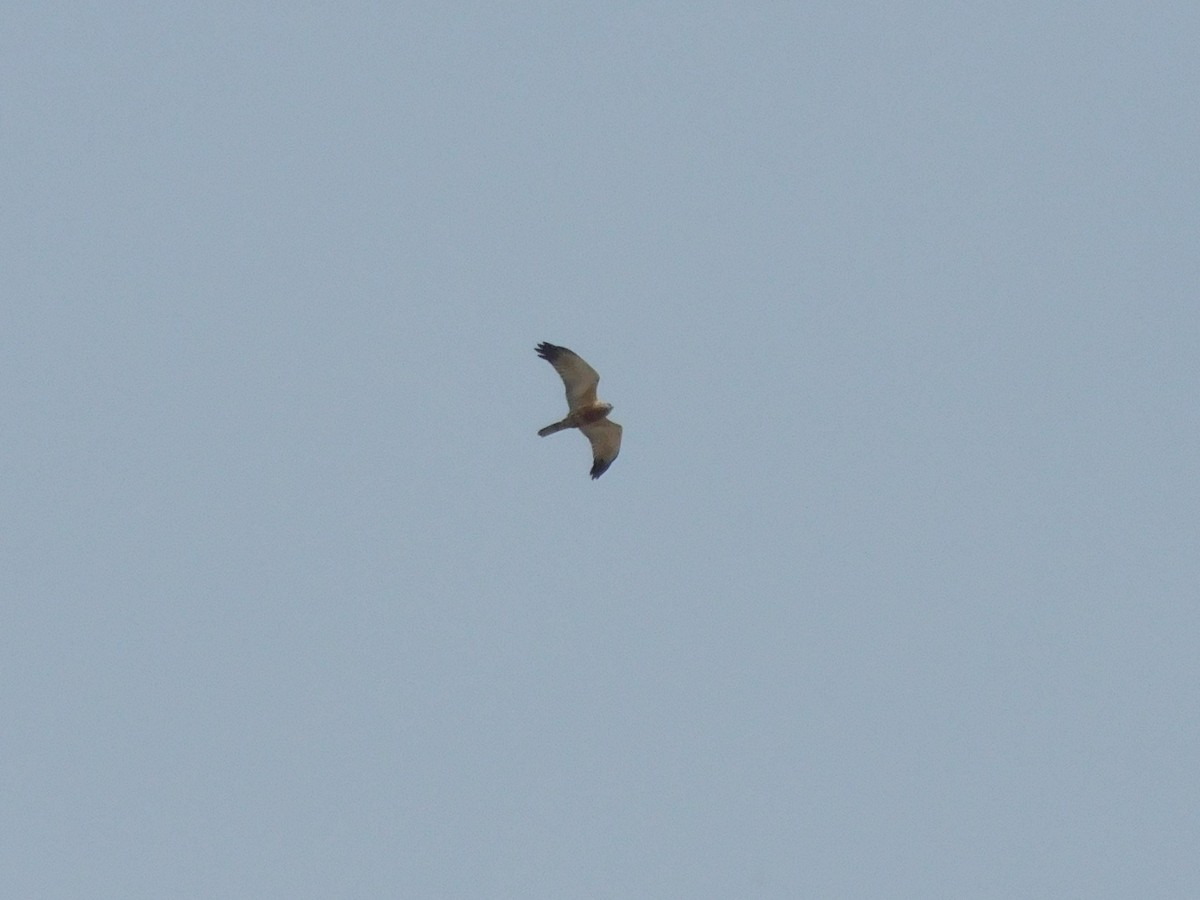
537, 402, 613, 435
535, 342, 622, 479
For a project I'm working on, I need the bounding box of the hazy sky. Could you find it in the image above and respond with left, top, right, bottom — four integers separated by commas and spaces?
4, 4, 1198, 897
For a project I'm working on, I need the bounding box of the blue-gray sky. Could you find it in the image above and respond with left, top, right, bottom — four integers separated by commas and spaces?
4, 4, 1198, 897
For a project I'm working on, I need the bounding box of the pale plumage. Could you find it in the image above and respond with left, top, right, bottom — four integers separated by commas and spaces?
535, 342, 623, 479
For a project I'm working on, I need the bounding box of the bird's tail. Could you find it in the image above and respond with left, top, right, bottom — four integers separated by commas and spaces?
538, 420, 569, 437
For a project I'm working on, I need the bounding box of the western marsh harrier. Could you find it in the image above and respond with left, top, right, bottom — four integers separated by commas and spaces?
535, 342, 622, 479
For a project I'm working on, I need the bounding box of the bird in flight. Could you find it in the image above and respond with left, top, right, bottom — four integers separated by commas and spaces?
535, 342, 623, 479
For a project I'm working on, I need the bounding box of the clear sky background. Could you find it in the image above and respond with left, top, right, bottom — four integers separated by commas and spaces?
3, 4, 1197, 898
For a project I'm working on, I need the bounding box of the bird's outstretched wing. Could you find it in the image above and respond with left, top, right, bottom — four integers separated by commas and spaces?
580, 419, 622, 479
536, 342, 599, 412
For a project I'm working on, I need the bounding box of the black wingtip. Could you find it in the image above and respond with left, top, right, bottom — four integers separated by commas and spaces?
535, 342, 568, 363
589, 459, 613, 479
